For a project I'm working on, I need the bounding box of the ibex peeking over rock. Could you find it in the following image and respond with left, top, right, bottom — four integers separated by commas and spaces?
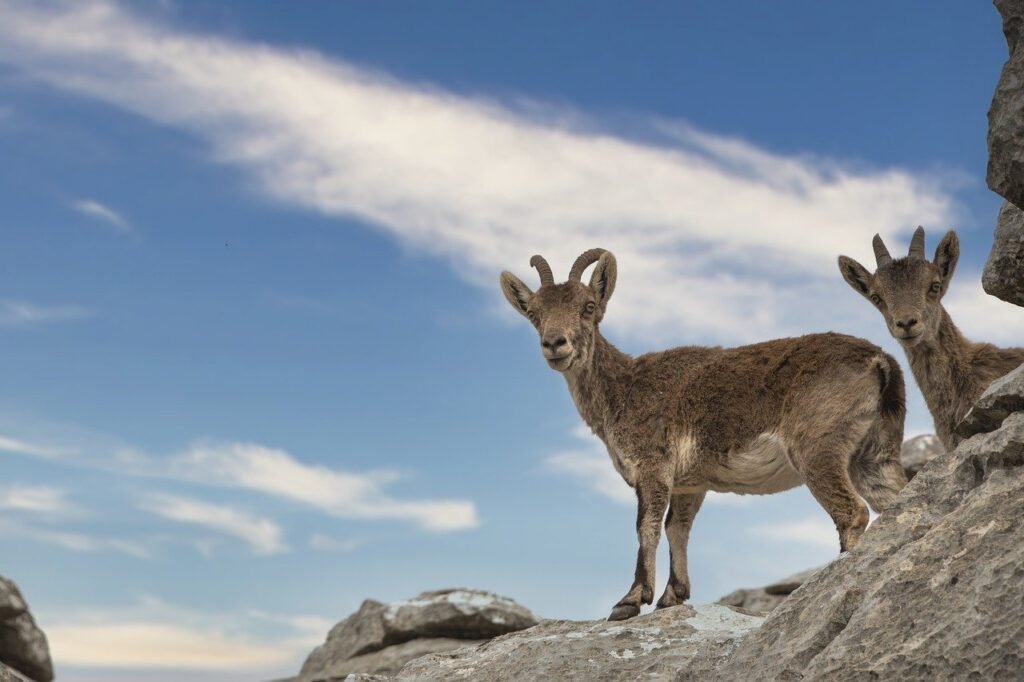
839, 227, 1024, 451
501, 249, 907, 621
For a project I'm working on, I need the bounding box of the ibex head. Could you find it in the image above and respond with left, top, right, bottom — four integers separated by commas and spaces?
500, 248, 617, 372
838, 226, 959, 347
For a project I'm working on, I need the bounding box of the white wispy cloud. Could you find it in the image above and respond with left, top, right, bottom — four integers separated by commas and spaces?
0, 484, 77, 514
139, 493, 287, 555
0, 517, 149, 558
43, 597, 327, 671
0, 299, 93, 328
70, 198, 132, 233
0, 434, 73, 458
545, 426, 752, 507
748, 517, 839, 549
167, 441, 479, 532
0, 0, 956, 344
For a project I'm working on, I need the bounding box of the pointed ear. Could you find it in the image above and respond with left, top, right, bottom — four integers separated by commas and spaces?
838, 255, 873, 299
933, 230, 959, 290
500, 271, 534, 318
589, 252, 617, 311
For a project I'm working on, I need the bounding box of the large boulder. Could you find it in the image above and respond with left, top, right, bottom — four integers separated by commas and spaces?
899, 433, 944, 479
958, 362, 1024, 438
397, 604, 763, 681
298, 589, 537, 680
982, 201, 1024, 306
716, 567, 821, 616
0, 579, 52, 682
988, 0, 1024, 207
713, 408, 1024, 681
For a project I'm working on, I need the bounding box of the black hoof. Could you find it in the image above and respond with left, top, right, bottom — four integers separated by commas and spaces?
608, 603, 640, 621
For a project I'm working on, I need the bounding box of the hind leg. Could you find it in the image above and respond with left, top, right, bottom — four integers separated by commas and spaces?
793, 447, 870, 552
656, 491, 705, 609
848, 416, 908, 514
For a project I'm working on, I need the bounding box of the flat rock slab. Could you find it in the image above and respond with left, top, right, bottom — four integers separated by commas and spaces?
988, 0, 1024, 206
957, 362, 1024, 438
983, 201, 1024, 307
396, 604, 763, 681
714, 411, 1024, 681
717, 567, 821, 616
299, 589, 536, 680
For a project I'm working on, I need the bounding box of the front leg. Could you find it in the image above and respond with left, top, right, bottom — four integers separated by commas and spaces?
608, 477, 670, 621
656, 491, 705, 609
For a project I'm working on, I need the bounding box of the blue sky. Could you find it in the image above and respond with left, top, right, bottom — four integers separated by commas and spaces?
0, 1, 1015, 679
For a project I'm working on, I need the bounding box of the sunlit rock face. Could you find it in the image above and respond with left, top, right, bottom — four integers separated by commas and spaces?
0, 577, 52, 682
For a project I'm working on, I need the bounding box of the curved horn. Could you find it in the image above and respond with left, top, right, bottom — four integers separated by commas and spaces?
908, 226, 926, 259
872, 234, 892, 267
568, 248, 608, 282
529, 255, 555, 287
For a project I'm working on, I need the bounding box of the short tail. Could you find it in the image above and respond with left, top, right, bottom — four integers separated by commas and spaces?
850, 353, 908, 513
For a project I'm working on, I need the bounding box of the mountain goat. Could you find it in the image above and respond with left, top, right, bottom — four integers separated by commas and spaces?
501, 248, 907, 620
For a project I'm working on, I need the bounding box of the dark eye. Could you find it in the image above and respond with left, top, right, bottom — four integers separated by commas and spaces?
869, 293, 882, 305
584, 301, 596, 315
929, 282, 941, 294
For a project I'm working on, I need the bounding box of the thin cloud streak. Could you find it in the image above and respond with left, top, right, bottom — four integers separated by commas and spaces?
0, 485, 77, 514
0, 299, 93, 328
0, 517, 149, 558
0, 0, 957, 343
139, 493, 288, 556
70, 198, 132, 233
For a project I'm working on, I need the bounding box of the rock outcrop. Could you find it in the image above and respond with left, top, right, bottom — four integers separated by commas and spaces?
983, 201, 1024, 306
713, 403, 1024, 680
988, 0, 1024, 208
298, 589, 537, 681
899, 433, 944, 479
0, 579, 52, 682
958, 362, 1024, 437
716, 567, 820, 616
397, 604, 762, 681
0, 661, 36, 682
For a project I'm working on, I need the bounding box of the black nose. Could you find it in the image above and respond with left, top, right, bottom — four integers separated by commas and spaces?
542, 335, 568, 351
895, 318, 918, 330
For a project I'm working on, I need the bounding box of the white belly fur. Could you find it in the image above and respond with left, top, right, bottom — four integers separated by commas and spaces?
704, 432, 803, 495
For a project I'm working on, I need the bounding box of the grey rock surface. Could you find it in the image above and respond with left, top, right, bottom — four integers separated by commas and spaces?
988, 0, 1024, 206
899, 433, 945, 479
0, 579, 51, 682
304, 638, 483, 681
714, 410, 1024, 681
716, 567, 821, 616
0, 661, 35, 682
299, 589, 536, 681
397, 604, 763, 681
983, 201, 1024, 306
958, 361, 1024, 438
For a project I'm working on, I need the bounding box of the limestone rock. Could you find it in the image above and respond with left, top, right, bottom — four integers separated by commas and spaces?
716, 567, 821, 615
984, 201, 1024, 307
0, 579, 52, 682
0, 661, 36, 682
988, 0, 1024, 206
957, 361, 1024, 438
304, 638, 483, 681
397, 604, 763, 681
899, 433, 944, 479
714, 411, 1024, 681
298, 589, 536, 681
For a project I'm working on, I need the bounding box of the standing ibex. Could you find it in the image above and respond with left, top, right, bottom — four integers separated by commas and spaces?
839, 227, 1024, 451
501, 248, 907, 620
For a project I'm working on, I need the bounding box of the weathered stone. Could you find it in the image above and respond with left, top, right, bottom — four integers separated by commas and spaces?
716, 567, 821, 616
299, 589, 536, 681
397, 604, 762, 681
0, 579, 51, 682
304, 638, 483, 681
957, 362, 1024, 437
714, 411, 1024, 681
899, 433, 945, 479
988, 0, 1024, 206
983, 201, 1024, 307
0, 661, 35, 682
